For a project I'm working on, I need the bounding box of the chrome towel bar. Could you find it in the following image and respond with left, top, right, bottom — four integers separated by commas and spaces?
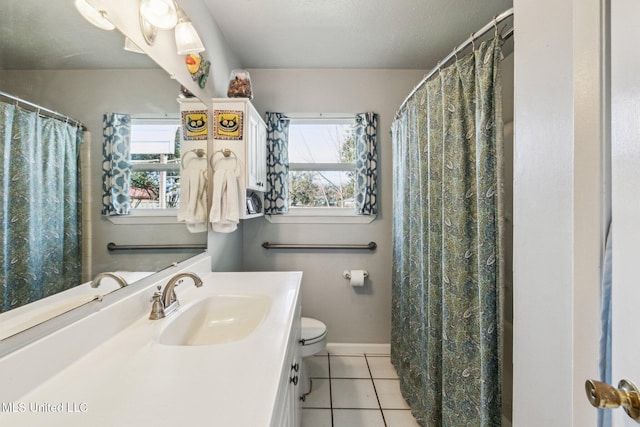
107, 242, 207, 251
261, 242, 377, 251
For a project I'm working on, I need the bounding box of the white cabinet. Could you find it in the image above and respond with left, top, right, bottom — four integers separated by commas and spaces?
212, 98, 266, 219
271, 297, 302, 427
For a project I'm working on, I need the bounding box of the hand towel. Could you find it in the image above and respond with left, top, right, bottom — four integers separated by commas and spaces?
210, 168, 239, 233
177, 158, 208, 233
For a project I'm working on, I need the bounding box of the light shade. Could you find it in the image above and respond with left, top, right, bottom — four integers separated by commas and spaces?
139, 0, 178, 30
175, 20, 205, 55
74, 0, 115, 30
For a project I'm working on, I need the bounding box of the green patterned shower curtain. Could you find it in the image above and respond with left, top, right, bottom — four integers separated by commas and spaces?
0, 101, 83, 312
391, 35, 504, 426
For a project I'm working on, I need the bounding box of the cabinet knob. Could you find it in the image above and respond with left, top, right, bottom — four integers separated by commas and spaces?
291, 363, 300, 372
290, 375, 299, 386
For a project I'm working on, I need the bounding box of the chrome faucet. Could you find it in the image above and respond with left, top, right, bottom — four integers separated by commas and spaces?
90, 272, 128, 288
149, 272, 203, 320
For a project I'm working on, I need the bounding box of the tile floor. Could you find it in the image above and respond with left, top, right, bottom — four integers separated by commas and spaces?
301, 353, 421, 427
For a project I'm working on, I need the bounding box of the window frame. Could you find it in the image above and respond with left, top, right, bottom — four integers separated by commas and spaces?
106, 114, 182, 225
265, 114, 375, 224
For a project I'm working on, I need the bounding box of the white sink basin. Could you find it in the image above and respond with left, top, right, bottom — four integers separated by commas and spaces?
158, 294, 271, 346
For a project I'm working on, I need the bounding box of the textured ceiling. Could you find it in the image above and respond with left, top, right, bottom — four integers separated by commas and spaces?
0, 0, 513, 71
203, 0, 513, 69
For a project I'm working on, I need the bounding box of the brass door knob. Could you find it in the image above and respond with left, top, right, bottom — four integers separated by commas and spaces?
585, 379, 640, 421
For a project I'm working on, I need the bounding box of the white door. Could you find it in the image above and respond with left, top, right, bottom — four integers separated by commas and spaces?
609, 0, 640, 425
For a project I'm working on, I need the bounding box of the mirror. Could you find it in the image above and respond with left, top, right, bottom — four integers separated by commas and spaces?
0, 0, 207, 340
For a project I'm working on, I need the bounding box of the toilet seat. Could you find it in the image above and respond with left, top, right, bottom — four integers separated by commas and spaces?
300, 317, 327, 358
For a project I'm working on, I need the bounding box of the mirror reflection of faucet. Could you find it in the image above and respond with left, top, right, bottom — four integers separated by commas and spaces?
149, 272, 203, 320
90, 272, 128, 289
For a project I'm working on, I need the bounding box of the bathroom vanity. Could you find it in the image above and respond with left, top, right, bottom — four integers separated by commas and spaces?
0, 254, 302, 426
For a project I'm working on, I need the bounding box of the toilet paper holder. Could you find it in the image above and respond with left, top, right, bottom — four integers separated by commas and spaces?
342, 270, 369, 280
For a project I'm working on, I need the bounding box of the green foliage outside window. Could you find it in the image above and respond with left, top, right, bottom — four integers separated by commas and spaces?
130, 128, 181, 208
289, 126, 355, 208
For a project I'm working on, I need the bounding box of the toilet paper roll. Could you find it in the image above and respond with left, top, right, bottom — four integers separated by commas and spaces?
349, 270, 366, 287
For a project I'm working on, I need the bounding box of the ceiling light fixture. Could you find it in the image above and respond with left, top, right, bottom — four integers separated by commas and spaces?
74, 0, 115, 31
139, 0, 178, 30
174, 7, 205, 55
138, 8, 159, 46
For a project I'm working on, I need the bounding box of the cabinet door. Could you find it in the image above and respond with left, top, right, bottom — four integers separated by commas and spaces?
246, 110, 265, 191
257, 122, 267, 188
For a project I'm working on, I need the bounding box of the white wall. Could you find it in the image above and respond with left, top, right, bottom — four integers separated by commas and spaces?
512, 0, 604, 425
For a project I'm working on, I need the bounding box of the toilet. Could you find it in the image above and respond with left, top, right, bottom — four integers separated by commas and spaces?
300, 317, 327, 396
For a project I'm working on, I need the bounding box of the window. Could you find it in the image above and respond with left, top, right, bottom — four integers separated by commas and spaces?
129, 117, 181, 211
265, 113, 375, 224
288, 117, 356, 211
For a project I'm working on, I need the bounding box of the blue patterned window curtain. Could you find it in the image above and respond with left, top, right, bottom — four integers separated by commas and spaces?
391, 35, 504, 426
102, 113, 131, 215
265, 112, 289, 214
0, 101, 83, 312
354, 113, 378, 215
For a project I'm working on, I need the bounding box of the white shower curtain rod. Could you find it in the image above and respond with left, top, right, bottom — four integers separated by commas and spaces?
395, 8, 514, 118
0, 91, 86, 130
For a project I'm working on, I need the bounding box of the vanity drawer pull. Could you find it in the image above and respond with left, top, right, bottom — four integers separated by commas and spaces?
291, 363, 299, 372
290, 375, 299, 386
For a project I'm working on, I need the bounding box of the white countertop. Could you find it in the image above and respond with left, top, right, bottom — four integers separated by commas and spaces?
0, 271, 302, 427
0, 271, 154, 341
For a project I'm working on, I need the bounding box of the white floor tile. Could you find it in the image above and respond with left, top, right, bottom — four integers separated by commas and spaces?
333, 409, 386, 427
331, 379, 379, 409
302, 378, 331, 409
383, 409, 422, 427
366, 355, 398, 379
374, 379, 410, 409
306, 355, 329, 378
301, 409, 332, 427
330, 355, 371, 378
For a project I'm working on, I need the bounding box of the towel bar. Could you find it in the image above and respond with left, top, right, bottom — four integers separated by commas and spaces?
107, 242, 207, 251
261, 242, 377, 251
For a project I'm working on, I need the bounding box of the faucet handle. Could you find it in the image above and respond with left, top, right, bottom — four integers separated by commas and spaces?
149, 286, 161, 302
149, 286, 165, 320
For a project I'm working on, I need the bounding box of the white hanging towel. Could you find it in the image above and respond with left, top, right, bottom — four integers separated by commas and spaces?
210, 168, 239, 233
177, 158, 208, 233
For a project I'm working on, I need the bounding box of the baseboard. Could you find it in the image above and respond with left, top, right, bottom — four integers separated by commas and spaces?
322, 342, 391, 355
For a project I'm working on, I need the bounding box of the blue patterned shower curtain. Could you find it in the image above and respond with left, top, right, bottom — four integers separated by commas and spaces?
391, 35, 504, 426
0, 101, 83, 312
